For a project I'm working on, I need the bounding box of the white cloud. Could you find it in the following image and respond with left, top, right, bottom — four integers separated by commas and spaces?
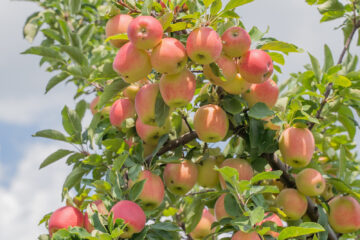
0, 143, 72, 240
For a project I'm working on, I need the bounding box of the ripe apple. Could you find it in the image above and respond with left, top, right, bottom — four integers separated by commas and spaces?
231, 231, 261, 240
48, 206, 84, 236
84, 200, 109, 232
221, 73, 251, 95
221, 26, 251, 58
110, 200, 146, 238
219, 158, 254, 189
197, 156, 219, 188
151, 38, 187, 74
276, 188, 307, 220
159, 68, 196, 108
279, 126, 315, 168
295, 168, 326, 196
214, 193, 231, 220
129, 170, 165, 210
135, 83, 161, 125
190, 208, 215, 239
193, 104, 229, 142
242, 79, 279, 109
127, 16, 163, 50
105, 14, 133, 48
238, 49, 273, 83
123, 84, 140, 102
203, 54, 238, 86
135, 118, 170, 145
163, 159, 198, 195
186, 27, 222, 64
109, 98, 135, 128
256, 212, 283, 238
328, 196, 360, 233
113, 42, 152, 83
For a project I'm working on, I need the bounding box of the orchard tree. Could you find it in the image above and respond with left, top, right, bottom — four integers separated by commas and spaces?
22, 0, 360, 239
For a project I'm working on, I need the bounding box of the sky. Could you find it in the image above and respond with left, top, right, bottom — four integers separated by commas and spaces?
0, 0, 357, 239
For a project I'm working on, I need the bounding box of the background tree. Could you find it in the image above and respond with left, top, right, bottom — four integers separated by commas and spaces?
22, 0, 360, 239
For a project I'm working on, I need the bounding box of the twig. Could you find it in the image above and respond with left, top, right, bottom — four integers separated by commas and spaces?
185, 189, 216, 196
180, 112, 193, 133
90, 82, 104, 92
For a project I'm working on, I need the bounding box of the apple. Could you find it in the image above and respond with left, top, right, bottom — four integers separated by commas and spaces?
90, 96, 100, 115
295, 168, 325, 196
203, 54, 238, 86
163, 159, 198, 195
48, 206, 84, 236
151, 38, 187, 74
113, 42, 152, 83
190, 208, 215, 239
214, 193, 231, 220
242, 79, 279, 109
129, 170, 165, 210
231, 231, 261, 240
257, 212, 283, 238
143, 142, 157, 158
84, 200, 109, 233
321, 183, 334, 201
238, 49, 273, 83
219, 158, 254, 189
221, 26, 251, 58
159, 68, 196, 108
127, 16, 163, 50
276, 188, 307, 220
110, 200, 146, 238
197, 156, 219, 188
109, 98, 136, 128
105, 14, 133, 48
193, 104, 229, 142
123, 84, 140, 102
279, 126, 315, 168
221, 73, 251, 95
186, 27, 222, 64
135, 83, 161, 125
135, 118, 170, 145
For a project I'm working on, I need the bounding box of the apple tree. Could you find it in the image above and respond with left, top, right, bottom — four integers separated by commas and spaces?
22, 0, 360, 239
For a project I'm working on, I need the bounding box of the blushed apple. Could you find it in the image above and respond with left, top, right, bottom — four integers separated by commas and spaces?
295, 168, 326, 196
238, 49, 273, 83
197, 156, 219, 188
214, 193, 231, 221
203, 54, 238, 86
135, 83, 161, 125
221, 26, 251, 58
135, 118, 170, 145
219, 158, 254, 189
242, 79, 279, 109
256, 212, 283, 238
109, 98, 136, 128
48, 206, 84, 236
105, 14, 133, 48
231, 231, 260, 240
276, 188, 307, 220
190, 208, 215, 239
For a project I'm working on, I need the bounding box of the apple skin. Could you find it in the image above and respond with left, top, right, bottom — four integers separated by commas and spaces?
186, 27, 222, 64
113, 42, 152, 83
110, 200, 146, 238
163, 159, 198, 195
159, 68, 196, 108
295, 168, 326, 196
221, 74, 251, 95
84, 200, 109, 233
256, 212, 283, 238
276, 188, 308, 220
109, 98, 136, 128
135, 118, 170, 145
190, 208, 215, 239
328, 196, 360, 233
219, 158, 254, 189
193, 104, 229, 143
129, 170, 165, 210
151, 38, 187, 74
214, 193, 231, 221
221, 26, 251, 58
197, 156, 219, 188
127, 16, 163, 50
242, 79, 279, 109
48, 206, 84, 236
135, 83, 160, 126
231, 231, 261, 240
105, 14, 133, 48
238, 49, 274, 83
279, 126, 315, 168
203, 54, 238, 86
123, 84, 140, 102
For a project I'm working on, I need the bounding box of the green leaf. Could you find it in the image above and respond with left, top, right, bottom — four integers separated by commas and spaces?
63, 166, 87, 192
204, 0, 215, 7
60, 45, 88, 66
129, 179, 146, 201
339, 145, 346, 182
261, 41, 301, 54
268, 52, 285, 65
217, 166, 239, 187
249, 26, 268, 42
223, 0, 254, 12
169, 22, 187, 32
224, 194, 241, 217
155, 92, 170, 126
113, 153, 128, 171
250, 170, 282, 184
45, 72, 69, 94
249, 206, 265, 225
33, 129, 67, 142
151, 222, 181, 231
248, 102, 274, 119
69, 0, 82, 15
338, 105, 356, 140
308, 53, 322, 81
98, 79, 129, 107
105, 33, 128, 43
61, 106, 82, 140
318, 0, 344, 14
58, 19, 70, 42
278, 222, 325, 240
75, 100, 87, 120
42, 29, 66, 44
328, 74, 351, 87
22, 46, 64, 62
93, 180, 112, 193
185, 198, 205, 233
210, 0, 222, 15
40, 149, 73, 169
327, 178, 360, 201
158, 12, 174, 31
323, 44, 334, 72
79, 24, 95, 46
23, 11, 42, 43
141, 0, 153, 15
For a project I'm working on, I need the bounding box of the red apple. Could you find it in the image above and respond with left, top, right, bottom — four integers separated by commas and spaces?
242, 79, 279, 109
256, 212, 283, 238
127, 16, 163, 50
231, 231, 260, 240
48, 206, 84, 236
190, 208, 215, 239
221, 26, 251, 58
105, 14, 133, 48
214, 193, 231, 221
135, 83, 161, 125
219, 158, 254, 189
295, 168, 326, 196
109, 98, 135, 128
84, 200, 109, 233
276, 188, 308, 220
135, 118, 170, 145
203, 54, 238, 86
238, 49, 273, 83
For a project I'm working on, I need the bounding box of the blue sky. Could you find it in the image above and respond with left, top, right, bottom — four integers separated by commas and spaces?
0, 0, 358, 239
